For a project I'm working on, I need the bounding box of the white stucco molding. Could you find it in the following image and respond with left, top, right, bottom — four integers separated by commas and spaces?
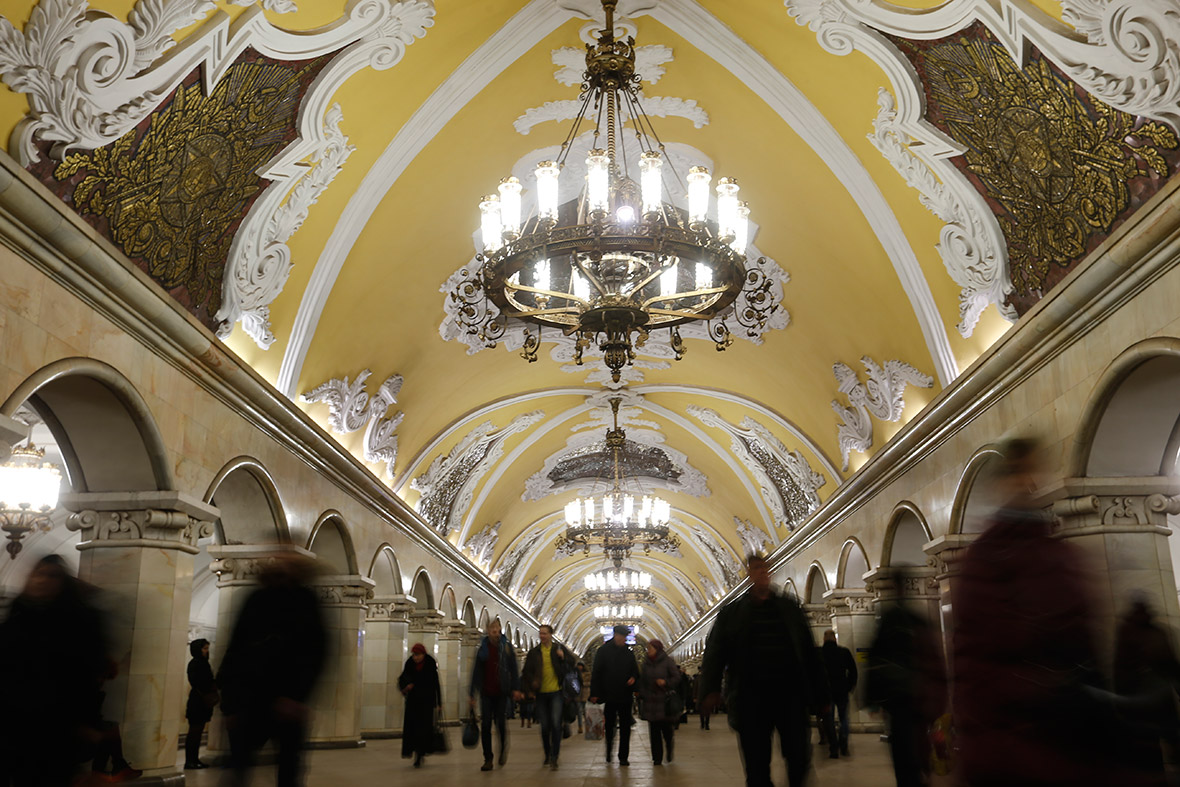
831, 355, 932, 471
300, 369, 404, 478
783, 0, 1180, 335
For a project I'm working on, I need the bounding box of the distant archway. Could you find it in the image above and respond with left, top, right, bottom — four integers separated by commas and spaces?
367, 545, 404, 596
804, 563, 829, 604
949, 446, 1005, 535
410, 569, 434, 610
836, 539, 870, 589
881, 503, 932, 567
306, 512, 358, 574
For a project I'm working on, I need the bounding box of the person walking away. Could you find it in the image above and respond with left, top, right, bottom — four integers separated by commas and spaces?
639, 638, 681, 765
218, 551, 327, 787
184, 638, 218, 770
521, 624, 571, 769
700, 554, 830, 787
591, 624, 640, 765
866, 599, 946, 787
399, 643, 442, 767
676, 665, 691, 726
820, 629, 858, 758
575, 661, 591, 733
696, 672, 712, 730
469, 619, 522, 771
1113, 598, 1180, 786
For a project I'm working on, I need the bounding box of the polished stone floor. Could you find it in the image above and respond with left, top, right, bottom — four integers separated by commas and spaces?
179, 719, 922, 786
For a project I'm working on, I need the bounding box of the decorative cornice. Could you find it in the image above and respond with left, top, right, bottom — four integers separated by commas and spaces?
300, 369, 404, 478
208, 544, 316, 585
311, 574, 376, 608
62, 489, 218, 552
831, 356, 932, 471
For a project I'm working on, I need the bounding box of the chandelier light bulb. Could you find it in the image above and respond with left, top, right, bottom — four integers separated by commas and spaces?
535, 161, 561, 222
566, 500, 581, 526
479, 194, 502, 252
716, 177, 740, 240
623, 495, 634, 520
572, 270, 590, 302
687, 166, 711, 225
498, 176, 522, 236
603, 496, 614, 521
733, 201, 750, 253
616, 204, 636, 225
534, 259, 550, 292
695, 262, 712, 291
639, 151, 663, 215
584, 498, 594, 522
660, 263, 678, 298
586, 149, 610, 215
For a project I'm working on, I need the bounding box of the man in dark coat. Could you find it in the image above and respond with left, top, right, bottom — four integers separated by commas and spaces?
218, 551, 327, 787
820, 629, 857, 758
399, 643, 442, 767
700, 554, 829, 787
469, 619, 522, 770
185, 638, 217, 769
590, 624, 640, 765
520, 624, 572, 769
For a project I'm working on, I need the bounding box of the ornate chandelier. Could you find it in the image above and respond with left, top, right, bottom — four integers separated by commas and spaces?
555, 398, 680, 565
0, 441, 61, 558
583, 566, 654, 605
595, 604, 644, 627
449, 0, 774, 383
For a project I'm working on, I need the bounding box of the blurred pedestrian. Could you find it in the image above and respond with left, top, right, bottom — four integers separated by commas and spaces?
700, 554, 829, 787
399, 643, 441, 767
521, 624, 571, 769
953, 437, 1118, 786
639, 638, 681, 765
218, 551, 327, 787
572, 661, 591, 733
590, 624, 639, 765
1113, 598, 1180, 785
184, 638, 217, 770
867, 599, 946, 787
819, 629, 857, 759
468, 619, 522, 771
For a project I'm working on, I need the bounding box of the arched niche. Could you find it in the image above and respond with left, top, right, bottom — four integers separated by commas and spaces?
439, 584, 458, 619
410, 569, 435, 610
782, 578, 799, 600
2, 358, 171, 493
462, 598, 477, 627
306, 512, 358, 574
949, 446, 1006, 535
804, 563, 829, 604
836, 539, 870, 589
367, 545, 404, 596
478, 608, 491, 629
881, 503, 933, 567
204, 458, 289, 545
1070, 340, 1180, 477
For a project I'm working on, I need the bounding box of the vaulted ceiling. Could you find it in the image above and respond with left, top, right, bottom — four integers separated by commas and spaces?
4, 0, 1156, 650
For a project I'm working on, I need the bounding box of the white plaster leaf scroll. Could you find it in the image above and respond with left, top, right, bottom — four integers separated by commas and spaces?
300, 369, 404, 478
688, 406, 824, 529
128, 0, 218, 71
735, 517, 772, 556
552, 44, 674, 86
518, 576, 538, 607
515, 95, 707, 135
218, 104, 355, 347
697, 572, 721, 602
462, 521, 500, 570
868, 89, 1013, 335
831, 355, 932, 471
228, 0, 298, 13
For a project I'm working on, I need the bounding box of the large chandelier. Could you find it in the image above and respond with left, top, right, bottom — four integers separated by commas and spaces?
595, 604, 644, 627
0, 441, 61, 558
584, 566, 654, 605
449, 0, 771, 383
556, 398, 680, 565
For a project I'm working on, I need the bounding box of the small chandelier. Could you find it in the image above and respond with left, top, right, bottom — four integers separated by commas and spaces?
584, 566, 654, 605
0, 441, 62, 558
595, 604, 644, 627
555, 398, 680, 565
449, 0, 772, 383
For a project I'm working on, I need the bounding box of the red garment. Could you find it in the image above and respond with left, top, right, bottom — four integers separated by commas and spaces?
484, 641, 501, 696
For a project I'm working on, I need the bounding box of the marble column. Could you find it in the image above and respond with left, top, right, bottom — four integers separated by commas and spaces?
922, 533, 977, 656
361, 595, 414, 737
864, 565, 941, 624
63, 490, 218, 783
1051, 482, 1180, 670
436, 619, 465, 723
204, 543, 316, 759
803, 602, 832, 646
408, 610, 443, 717
307, 573, 375, 748
459, 626, 483, 718
823, 588, 879, 732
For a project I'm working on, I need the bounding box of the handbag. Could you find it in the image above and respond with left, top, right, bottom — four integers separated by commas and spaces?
562, 670, 581, 700
461, 710, 479, 749
563, 699, 578, 724
665, 690, 685, 719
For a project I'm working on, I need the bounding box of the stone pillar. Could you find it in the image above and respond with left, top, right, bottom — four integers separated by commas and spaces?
803, 603, 832, 646
408, 610, 443, 716
361, 595, 414, 737
436, 619, 464, 723
459, 626, 483, 717
823, 588, 879, 732
1051, 483, 1180, 670
63, 490, 218, 782
204, 544, 316, 759
922, 533, 977, 657
307, 574, 375, 748
864, 565, 941, 624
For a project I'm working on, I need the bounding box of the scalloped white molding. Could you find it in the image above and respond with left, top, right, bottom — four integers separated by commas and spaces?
0, 0, 434, 347
515, 95, 708, 135
735, 517, 772, 556
461, 520, 499, 571
831, 355, 932, 471
688, 405, 826, 529
410, 411, 545, 536
219, 104, 356, 347
279, 0, 957, 398
687, 522, 743, 586
299, 369, 404, 478
552, 44, 673, 86
783, 0, 1180, 335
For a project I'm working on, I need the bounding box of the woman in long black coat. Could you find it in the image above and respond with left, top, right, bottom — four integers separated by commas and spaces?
185, 638, 218, 769
399, 643, 442, 767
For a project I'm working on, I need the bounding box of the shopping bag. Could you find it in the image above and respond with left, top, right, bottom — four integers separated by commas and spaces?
584, 702, 605, 740
462, 710, 479, 749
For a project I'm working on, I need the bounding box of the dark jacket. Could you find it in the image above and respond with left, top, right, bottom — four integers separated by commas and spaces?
638, 650, 681, 721
185, 653, 218, 724
821, 641, 858, 698
521, 641, 572, 695
399, 654, 442, 757
591, 640, 640, 704
469, 635, 520, 698
699, 588, 829, 714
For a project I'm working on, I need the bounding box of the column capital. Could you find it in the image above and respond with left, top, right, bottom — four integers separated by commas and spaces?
64, 490, 219, 553
823, 588, 875, 616
309, 574, 376, 608
208, 544, 315, 586
409, 609, 444, 633
462, 626, 484, 646
0, 413, 28, 461
803, 602, 832, 627
437, 617, 465, 640
864, 565, 939, 602
367, 595, 416, 622
1051, 489, 1179, 537
923, 533, 978, 579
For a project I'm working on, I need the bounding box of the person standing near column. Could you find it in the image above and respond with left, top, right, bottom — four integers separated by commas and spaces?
820, 629, 857, 758
700, 554, 829, 787
184, 639, 217, 770
638, 638, 681, 765
521, 624, 570, 770
469, 619, 522, 771
399, 643, 442, 768
590, 624, 639, 766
